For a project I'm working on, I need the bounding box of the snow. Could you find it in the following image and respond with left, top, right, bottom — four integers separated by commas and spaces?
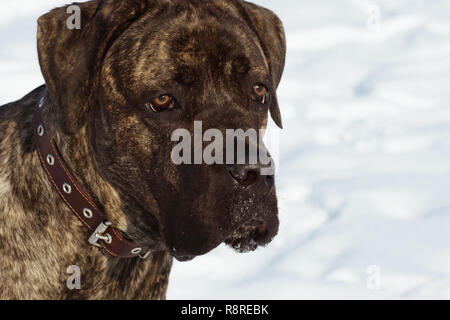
1, 0, 449, 299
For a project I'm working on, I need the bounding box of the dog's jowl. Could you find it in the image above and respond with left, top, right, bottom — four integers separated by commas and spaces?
0, 0, 285, 299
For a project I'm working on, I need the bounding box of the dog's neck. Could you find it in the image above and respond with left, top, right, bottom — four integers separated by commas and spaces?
41, 100, 164, 250
38, 95, 173, 298
52, 121, 129, 234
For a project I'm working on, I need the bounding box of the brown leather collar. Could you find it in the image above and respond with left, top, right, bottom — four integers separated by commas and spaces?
33, 94, 151, 259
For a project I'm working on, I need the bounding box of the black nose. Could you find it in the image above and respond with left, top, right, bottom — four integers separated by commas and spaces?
228, 165, 274, 189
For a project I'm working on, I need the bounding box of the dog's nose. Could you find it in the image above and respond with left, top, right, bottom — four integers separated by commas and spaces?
228, 164, 274, 189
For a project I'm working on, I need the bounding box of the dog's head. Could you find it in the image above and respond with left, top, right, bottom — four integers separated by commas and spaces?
37, 0, 285, 261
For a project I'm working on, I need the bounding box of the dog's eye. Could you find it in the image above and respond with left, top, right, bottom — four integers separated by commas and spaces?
253, 84, 267, 96
146, 95, 175, 112
251, 84, 268, 105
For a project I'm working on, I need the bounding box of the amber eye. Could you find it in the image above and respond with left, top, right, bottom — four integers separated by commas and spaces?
253, 84, 267, 97
251, 84, 268, 104
146, 95, 175, 112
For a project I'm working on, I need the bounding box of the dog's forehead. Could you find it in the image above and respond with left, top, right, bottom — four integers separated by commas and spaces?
100, 2, 271, 110
168, 23, 263, 81
105, 6, 267, 80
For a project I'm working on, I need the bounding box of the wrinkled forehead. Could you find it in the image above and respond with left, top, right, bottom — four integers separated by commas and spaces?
102, 6, 270, 93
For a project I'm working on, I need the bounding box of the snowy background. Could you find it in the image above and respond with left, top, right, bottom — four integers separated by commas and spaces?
1, 0, 450, 299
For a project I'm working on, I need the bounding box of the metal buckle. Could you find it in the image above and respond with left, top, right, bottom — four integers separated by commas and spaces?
88, 220, 112, 247
139, 249, 152, 260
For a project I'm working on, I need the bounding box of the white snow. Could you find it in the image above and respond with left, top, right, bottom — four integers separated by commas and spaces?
1, 0, 449, 299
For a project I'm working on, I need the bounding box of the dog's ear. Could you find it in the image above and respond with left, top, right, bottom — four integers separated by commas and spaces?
240, 1, 286, 129
37, 0, 155, 134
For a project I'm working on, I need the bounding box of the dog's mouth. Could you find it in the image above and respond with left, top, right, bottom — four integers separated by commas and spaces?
224, 219, 273, 253
167, 187, 279, 262
170, 218, 277, 262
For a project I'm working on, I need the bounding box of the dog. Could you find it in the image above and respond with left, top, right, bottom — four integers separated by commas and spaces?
0, 0, 285, 299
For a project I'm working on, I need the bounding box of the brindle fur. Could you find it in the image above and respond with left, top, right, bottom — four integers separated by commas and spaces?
0, 0, 285, 299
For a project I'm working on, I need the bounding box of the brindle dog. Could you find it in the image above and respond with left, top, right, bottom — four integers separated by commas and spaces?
0, 0, 285, 299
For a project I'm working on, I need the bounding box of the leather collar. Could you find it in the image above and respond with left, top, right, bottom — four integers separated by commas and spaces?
33, 94, 151, 259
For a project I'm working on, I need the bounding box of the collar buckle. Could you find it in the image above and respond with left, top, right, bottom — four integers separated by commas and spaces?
139, 249, 152, 260
88, 220, 113, 247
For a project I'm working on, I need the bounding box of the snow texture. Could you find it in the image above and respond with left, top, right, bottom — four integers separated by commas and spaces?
1, 0, 449, 299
